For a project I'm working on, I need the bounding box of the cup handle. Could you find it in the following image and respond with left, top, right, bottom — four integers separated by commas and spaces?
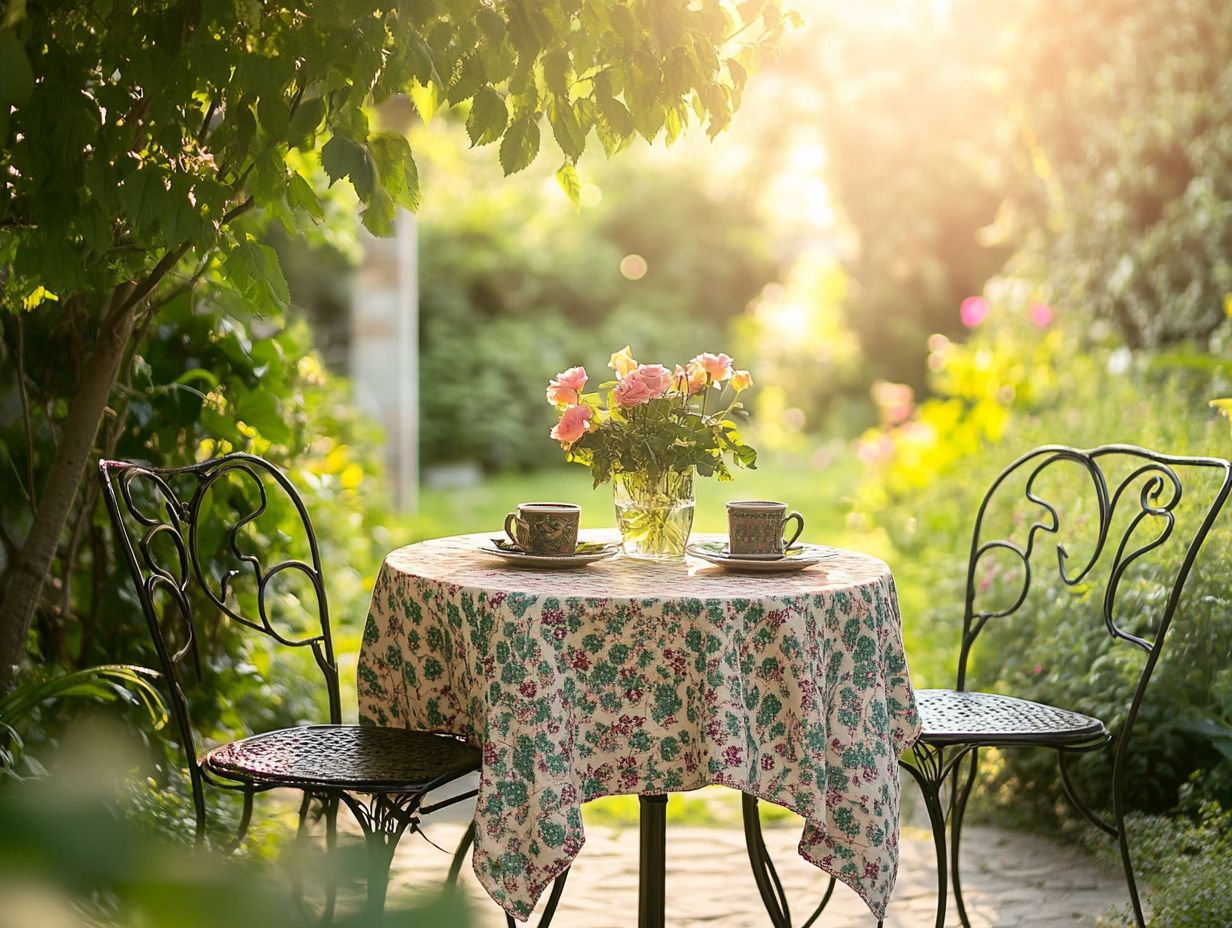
781, 511, 805, 550
504, 512, 524, 548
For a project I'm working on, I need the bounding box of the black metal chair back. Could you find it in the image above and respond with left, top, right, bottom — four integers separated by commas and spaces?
958, 443, 1232, 737
98, 453, 341, 824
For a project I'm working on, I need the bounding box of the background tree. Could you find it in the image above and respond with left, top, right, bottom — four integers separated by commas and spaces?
0, 0, 790, 692
1006, 0, 1232, 348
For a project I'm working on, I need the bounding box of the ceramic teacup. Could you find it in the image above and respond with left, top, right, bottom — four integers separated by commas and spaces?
725, 500, 805, 557
504, 502, 581, 555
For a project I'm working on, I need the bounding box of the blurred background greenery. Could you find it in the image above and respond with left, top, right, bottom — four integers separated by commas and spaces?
4, 0, 1232, 923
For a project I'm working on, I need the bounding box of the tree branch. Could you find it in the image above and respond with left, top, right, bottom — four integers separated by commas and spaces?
15, 314, 37, 518
197, 94, 219, 146
222, 195, 255, 225
143, 255, 212, 317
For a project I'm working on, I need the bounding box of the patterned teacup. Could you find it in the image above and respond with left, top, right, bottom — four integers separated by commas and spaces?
504, 502, 581, 555
726, 500, 805, 556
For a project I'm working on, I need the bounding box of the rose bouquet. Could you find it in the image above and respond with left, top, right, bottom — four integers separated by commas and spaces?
545, 347, 758, 558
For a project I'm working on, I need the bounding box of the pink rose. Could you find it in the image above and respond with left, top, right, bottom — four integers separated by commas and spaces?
613, 375, 654, 407
730, 370, 753, 392
692, 352, 733, 382
546, 366, 588, 406
631, 363, 672, 398
550, 404, 592, 446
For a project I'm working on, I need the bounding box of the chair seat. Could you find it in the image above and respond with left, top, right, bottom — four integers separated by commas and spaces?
915, 688, 1108, 747
202, 724, 481, 792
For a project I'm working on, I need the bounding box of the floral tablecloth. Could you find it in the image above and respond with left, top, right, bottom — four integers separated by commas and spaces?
357, 531, 921, 921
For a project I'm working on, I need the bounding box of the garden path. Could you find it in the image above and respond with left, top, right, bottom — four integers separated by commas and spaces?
390, 778, 1129, 927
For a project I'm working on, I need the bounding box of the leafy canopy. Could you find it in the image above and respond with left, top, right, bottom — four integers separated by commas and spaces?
1, 0, 793, 315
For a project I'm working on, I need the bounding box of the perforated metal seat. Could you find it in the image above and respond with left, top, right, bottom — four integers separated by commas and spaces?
203, 725, 481, 792
915, 688, 1107, 747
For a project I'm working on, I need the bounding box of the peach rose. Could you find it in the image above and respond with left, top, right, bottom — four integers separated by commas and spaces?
632, 363, 672, 398
692, 352, 733, 382
608, 345, 637, 377
546, 366, 588, 406
675, 363, 708, 395
730, 370, 753, 392
550, 403, 592, 446
613, 374, 654, 407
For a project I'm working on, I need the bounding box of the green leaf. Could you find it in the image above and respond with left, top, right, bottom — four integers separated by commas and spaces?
369, 132, 421, 212
0, 30, 32, 109
320, 134, 375, 200
361, 187, 397, 236
224, 236, 290, 315
410, 78, 443, 124
287, 96, 325, 147
236, 390, 292, 444
119, 166, 165, 231
476, 7, 506, 42
406, 29, 441, 86
499, 115, 541, 175
547, 96, 586, 160
285, 171, 324, 221
543, 48, 572, 97
257, 89, 290, 136
466, 86, 509, 147
556, 161, 581, 206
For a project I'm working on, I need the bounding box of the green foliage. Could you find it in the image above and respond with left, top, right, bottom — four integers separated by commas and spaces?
1090, 804, 1232, 928
0, 665, 167, 777
0, 291, 391, 754
0, 770, 478, 926
1, 0, 782, 310
1008, 0, 1232, 348
856, 303, 1232, 822
415, 149, 780, 470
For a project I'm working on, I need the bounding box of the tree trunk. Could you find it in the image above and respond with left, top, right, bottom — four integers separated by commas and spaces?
0, 284, 136, 693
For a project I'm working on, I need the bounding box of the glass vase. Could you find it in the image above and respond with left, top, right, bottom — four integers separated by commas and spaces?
612, 469, 695, 560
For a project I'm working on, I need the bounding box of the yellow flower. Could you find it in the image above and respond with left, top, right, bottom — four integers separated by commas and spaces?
730, 370, 753, 392
608, 345, 637, 377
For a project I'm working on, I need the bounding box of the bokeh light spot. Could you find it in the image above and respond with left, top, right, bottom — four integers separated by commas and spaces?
620, 254, 648, 280
580, 184, 602, 208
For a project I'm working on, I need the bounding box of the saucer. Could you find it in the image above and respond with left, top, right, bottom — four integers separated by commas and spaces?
685, 541, 840, 573
480, 538, 620, 569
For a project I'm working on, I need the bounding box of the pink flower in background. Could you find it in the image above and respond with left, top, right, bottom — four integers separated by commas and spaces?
692, 352, 734, 382
631, 363, 672, 398
960, 296, 989, 328
613, 374, 654, 407
871, 380, 914, 425
550, 404, 592, 446
1029, 302, 1055, 328
545, 366, 588, 405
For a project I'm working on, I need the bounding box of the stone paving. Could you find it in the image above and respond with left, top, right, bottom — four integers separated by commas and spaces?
388, 779, 1129, 927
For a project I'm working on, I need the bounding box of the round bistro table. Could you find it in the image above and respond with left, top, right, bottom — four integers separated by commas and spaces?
357, 531, 921, 925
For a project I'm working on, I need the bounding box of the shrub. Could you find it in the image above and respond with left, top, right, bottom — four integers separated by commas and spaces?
856, 301, 1232, 822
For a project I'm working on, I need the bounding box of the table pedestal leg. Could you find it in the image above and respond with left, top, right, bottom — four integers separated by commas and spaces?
638, 794, 668, 928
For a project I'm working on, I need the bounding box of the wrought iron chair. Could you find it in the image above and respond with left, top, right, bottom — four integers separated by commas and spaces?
98, 453, 484, 918
741, 444, 1232, 928
902, 444, 1232, 928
